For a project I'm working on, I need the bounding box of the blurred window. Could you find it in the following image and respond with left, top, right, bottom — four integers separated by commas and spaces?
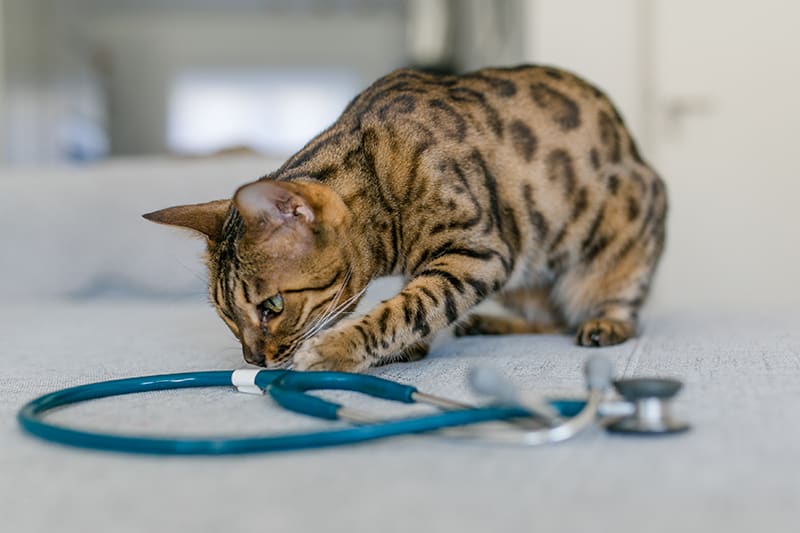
167, 69, 360, 156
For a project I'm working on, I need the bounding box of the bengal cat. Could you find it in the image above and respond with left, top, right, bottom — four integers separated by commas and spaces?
144, 65, 667, 372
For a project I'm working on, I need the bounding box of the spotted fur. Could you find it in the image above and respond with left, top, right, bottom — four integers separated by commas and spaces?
144, 65, 667, 372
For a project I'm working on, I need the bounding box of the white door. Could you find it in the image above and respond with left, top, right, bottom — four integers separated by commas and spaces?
650, 0, 800, 309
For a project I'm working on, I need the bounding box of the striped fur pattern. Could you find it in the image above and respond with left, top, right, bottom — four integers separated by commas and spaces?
144, 65, 667, 372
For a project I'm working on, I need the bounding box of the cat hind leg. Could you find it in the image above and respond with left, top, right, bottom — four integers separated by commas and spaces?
555, 242, 659, 347
454, 288, 564, 337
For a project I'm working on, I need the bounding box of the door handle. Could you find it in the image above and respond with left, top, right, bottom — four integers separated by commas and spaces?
662, 95, 716, 138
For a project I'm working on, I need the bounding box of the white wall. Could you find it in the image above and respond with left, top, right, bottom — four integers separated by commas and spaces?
648, 0, 800, 310
523, 0, 645, 146
526, 0, 800, 310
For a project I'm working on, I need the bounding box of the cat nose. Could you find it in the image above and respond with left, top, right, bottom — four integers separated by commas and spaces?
242, 344, 266, 366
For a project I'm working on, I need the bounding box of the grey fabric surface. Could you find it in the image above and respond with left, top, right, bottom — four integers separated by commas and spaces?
2, 296, 799, 533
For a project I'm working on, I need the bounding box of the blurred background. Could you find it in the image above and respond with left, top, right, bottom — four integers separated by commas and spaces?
0, 0, 798, 310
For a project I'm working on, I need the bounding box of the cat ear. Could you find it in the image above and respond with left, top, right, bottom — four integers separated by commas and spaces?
233, 180, 315, 229
142, 199, 230, 242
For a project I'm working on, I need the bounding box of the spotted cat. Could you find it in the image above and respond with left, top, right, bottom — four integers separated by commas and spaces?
144, 65, 667, 372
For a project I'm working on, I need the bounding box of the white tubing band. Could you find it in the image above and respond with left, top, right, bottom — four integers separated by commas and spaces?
231, 369, 264, 395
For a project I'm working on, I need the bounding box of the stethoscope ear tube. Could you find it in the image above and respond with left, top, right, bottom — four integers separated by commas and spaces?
449, 355, 689, 445
585, 354, 615, 392
453, 355, 614, 445
437, 392, 600, 446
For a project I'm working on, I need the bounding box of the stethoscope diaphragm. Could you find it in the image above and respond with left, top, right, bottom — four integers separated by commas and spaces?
605, 378, 690, 434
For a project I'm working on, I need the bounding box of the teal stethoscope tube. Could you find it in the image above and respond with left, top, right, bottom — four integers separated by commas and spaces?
18, 370, 581, 455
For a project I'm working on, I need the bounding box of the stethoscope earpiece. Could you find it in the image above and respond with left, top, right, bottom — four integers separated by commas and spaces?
606, 378, 690, 435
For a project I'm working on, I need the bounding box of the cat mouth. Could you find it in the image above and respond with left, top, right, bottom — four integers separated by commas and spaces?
243, 355, 292, 369
243, 352, 293, 369
261, 340, 301, 369
243, 354, 266, 367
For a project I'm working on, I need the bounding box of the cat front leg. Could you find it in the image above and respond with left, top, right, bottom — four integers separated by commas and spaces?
292, 252, 508, 371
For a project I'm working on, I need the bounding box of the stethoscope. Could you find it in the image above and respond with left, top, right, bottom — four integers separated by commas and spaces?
17, 355, 689, 455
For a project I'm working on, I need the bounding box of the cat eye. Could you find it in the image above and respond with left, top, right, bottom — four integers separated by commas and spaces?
259, 293, 284, 319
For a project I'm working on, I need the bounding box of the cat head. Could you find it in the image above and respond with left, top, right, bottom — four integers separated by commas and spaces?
143, 179, 364, 367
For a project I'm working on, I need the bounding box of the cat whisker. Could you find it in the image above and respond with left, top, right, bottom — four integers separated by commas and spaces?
300, 310, 360, 339
299, 285, 367, 342
305, 268, 351, 332
298, 268, 353, 341
300, 288, 360, 341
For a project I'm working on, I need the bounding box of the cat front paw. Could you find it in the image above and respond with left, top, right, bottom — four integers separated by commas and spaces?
292, 333, 367, 372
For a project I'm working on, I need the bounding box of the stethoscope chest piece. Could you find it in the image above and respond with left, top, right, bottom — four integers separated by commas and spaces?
606, 378, 690, 435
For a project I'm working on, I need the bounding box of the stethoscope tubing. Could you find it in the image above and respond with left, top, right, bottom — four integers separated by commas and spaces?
18, 370, 543, 455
